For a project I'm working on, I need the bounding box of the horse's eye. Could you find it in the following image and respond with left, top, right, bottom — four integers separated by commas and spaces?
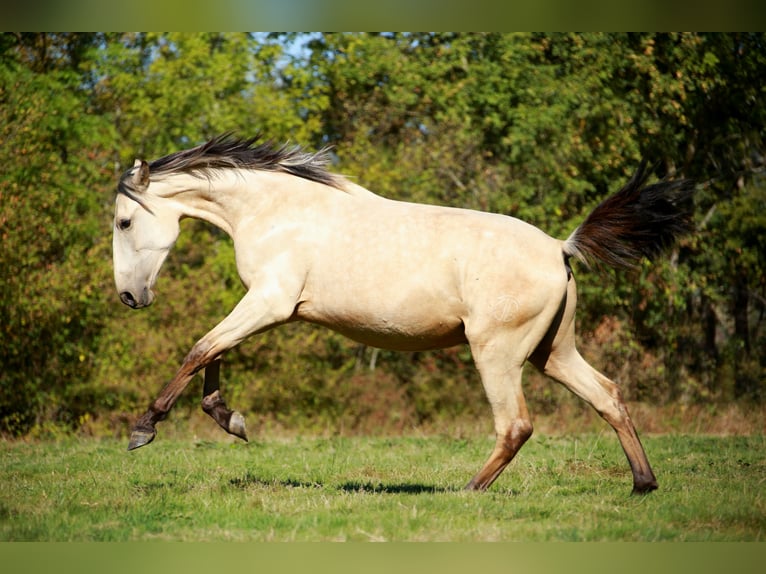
118, 218, 132, 231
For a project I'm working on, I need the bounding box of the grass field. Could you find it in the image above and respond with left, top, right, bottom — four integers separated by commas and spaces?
1, 431, 764, 541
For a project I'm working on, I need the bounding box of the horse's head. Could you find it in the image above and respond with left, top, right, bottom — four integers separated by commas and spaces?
113, 160, 181, 309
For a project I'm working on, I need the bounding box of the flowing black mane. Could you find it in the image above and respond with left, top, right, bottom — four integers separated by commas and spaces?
125, 134, 344, 191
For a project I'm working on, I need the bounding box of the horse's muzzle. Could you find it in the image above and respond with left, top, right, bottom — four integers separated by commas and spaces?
119, 288, 153, 309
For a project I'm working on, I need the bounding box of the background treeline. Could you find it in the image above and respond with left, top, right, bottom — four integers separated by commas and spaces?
1, 33, 764, 438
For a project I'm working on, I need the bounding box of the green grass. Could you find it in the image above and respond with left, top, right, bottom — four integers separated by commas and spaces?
1, 433, 763, 541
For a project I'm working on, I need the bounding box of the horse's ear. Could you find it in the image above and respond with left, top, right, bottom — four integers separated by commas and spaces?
131, 159, 150, 192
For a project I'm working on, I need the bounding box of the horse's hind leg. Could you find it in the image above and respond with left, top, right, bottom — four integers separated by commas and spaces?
201, 359, 247, 442
534, 348, 657, 493
530, 282, 657, 493
465, 339, 533, 491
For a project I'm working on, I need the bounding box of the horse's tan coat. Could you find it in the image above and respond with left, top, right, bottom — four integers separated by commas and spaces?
114, 162, 659, 493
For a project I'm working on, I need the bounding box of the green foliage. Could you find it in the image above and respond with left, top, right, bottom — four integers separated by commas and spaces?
0, 46, 116, 433
1, 33, 764, 437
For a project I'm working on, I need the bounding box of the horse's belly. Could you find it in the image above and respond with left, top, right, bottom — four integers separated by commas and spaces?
295, 303, 467, 352
333, 321, 467, 352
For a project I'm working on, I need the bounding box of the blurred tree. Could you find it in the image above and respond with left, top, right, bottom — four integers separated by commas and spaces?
1, 33, 115, 433
1, 33, 762, 437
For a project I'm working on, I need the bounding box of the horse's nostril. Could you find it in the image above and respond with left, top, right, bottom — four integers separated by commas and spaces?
120, 291, 137, 308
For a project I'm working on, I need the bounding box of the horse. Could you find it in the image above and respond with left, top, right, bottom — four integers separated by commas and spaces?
113, 134, 694, 494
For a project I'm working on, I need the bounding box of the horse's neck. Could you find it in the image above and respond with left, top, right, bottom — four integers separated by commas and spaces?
162, 169, 374, 236
155, 171, 253, 236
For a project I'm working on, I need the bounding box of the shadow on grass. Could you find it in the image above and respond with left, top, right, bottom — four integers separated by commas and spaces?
228, 473, 449, 494
338, 482, 449, 494
229, 474, 322, 489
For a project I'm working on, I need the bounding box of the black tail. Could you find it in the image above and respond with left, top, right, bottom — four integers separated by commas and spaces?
563, 161, 695, 269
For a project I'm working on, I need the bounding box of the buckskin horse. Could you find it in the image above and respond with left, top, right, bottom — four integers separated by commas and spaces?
113, 134, 694, 493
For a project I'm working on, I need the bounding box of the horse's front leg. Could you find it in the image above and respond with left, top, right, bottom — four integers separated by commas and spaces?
127, 349, 204, 450
127, 285, 299, 450
201, 358, 248, 442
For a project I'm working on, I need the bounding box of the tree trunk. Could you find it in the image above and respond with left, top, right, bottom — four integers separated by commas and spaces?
733, 268, 754, 397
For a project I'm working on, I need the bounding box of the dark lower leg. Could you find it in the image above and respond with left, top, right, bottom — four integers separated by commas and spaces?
201, 359, 247, 441
465, 420, 533, 491
615, 426, 658, 494
128, 353, 202, 450
201, 390, 248, 441
603, 403, 658, 494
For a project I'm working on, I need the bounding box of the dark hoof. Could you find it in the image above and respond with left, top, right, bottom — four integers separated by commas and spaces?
127, 428, 156, 451
631, 481, 659, 495
228, 411, 248, 442
463, 479, 486, 492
